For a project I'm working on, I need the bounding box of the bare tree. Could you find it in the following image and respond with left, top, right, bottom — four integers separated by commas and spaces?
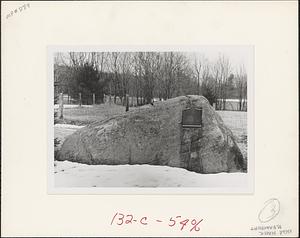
235, 64, 247, 111
140, 52, 155, 104
54, 51, 246, 110
107, 52, 121, 103
212, 55, 232, 110
193, 55, 203, 95
161, 52, 189, 99
131, 52, 142, 105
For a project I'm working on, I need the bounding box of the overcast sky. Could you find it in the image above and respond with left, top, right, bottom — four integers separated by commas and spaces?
184, 45, 253, 75
55, 45, 253, 75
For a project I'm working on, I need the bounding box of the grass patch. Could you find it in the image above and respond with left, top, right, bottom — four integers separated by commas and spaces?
55, 104, 130, 125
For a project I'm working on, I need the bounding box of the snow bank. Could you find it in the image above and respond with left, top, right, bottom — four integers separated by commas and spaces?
54, 104, 93, 109
216, 99, 247, 102
55, 124, 85, 129
54, 161, 247, 188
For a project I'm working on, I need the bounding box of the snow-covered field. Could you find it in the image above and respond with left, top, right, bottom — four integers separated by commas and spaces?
54, 161, 247, 188
54, 110, 248, 188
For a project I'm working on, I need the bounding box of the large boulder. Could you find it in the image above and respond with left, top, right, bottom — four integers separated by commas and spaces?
57, 95, 246, 173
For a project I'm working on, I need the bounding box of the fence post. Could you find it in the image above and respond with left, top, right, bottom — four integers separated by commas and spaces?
93, 93, 95, 105
59, 92, 64, 119
125, 94, 129, 112
79, 93, 82, 107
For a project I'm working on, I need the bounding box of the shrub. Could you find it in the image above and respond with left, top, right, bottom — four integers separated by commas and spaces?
201, 83, 217, 106
54, 111, 60, 155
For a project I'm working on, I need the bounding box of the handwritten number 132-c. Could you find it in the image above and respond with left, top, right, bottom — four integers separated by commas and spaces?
111, 213, 148, 226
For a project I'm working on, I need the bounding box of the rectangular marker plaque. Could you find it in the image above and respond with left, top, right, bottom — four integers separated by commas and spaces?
182, 108, 202, 128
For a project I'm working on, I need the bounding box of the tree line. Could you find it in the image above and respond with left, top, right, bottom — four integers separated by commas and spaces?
54, 52, 247, 110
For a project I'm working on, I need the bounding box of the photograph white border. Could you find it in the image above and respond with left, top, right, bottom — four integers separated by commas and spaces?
47, 45, 255, 194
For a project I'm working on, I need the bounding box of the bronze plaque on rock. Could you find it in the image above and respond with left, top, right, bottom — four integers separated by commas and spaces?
182, 108, 202, 128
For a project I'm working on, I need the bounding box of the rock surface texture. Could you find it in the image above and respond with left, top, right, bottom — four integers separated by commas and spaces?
57, 95, 246, 173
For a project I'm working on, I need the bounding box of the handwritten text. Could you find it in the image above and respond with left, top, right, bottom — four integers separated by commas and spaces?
110, 212, 204, 233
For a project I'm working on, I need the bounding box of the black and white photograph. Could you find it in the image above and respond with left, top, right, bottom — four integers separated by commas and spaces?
3, 1, 298, 236
50, 46, 253, 191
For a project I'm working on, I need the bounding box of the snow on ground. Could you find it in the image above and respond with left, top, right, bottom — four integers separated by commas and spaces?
54, 104, 92, 109
54, 160, 247, 188
54, 124, 84, 150
217, 111, 247, 159
55, 123, 85, 129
